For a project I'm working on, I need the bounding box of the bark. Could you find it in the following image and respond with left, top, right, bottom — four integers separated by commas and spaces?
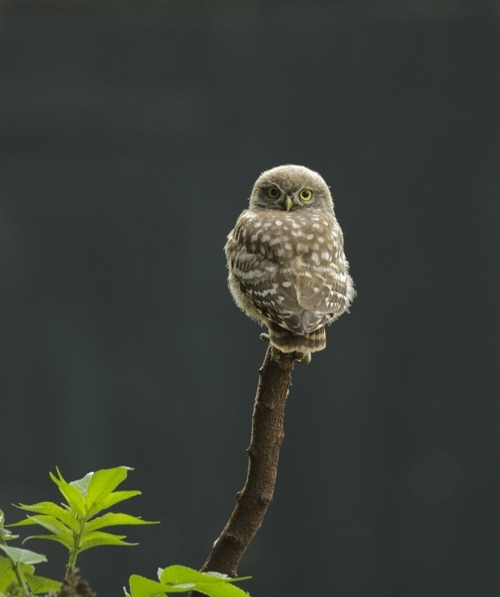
198, 345, 295, 580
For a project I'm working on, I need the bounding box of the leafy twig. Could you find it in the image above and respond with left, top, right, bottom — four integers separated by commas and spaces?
7, 466, 157, 595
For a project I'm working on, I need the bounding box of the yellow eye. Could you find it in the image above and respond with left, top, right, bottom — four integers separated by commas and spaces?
299, 189, 313, 201
267, 186, 280, 199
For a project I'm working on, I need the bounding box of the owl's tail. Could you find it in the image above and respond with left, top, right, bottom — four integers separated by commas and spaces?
267, 322, 326, 359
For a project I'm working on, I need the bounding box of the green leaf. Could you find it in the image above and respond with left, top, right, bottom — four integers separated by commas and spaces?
128, 574, 195, 596
85, 467, 133, 516
0, 544, 47, 565
0, 556, 17, 591
159, 566, 207, 585
0, 528, 18, 542
14, 501, 78, 532
70, 471, 94, 498
49, 469, 86, 517
24, 573, 62, 595
10, 514, 72, 535
129, 568, 251, 597
79, 531, 136, 552
87, 490, 141, 514
160, 566, 247, 586
22, 533, 73, 550
204, 573, 251, 583
128, 574, 172, 597
0, 511, 18, 543
7, 517, 34, 528
10, 514, 73, 549
192, 583, 250, 597
159, 567, 251, 597
0, 555, 34, 575
84, 512, 157, 534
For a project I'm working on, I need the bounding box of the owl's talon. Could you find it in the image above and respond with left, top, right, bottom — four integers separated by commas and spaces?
295, 352, 311, 365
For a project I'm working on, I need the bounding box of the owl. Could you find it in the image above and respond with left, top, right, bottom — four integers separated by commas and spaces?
225, 164, 355, 362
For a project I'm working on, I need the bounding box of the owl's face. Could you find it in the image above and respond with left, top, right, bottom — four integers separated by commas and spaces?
249, 164, 333, 213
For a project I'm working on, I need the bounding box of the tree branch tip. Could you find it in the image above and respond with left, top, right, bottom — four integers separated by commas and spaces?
267, 346, 297, 367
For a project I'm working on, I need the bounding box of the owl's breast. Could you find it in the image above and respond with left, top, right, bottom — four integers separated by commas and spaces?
228, 209, 341, 267
225, 208, 352, 332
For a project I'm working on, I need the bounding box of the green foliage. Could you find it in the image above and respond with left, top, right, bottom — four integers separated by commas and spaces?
0, 509, 61, 596
10, 466, 157, 572
1, 467, 252, 597
2, 466, 157, 596
127, 565, 251, 597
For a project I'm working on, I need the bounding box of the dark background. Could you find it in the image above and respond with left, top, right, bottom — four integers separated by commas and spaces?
1, 1, 499, 596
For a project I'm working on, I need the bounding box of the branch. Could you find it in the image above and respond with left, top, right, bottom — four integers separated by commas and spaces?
56, 568, 96, 597
198, 344, 295, 580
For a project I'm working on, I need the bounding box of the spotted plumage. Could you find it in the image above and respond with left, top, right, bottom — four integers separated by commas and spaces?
225, 164, 354, 361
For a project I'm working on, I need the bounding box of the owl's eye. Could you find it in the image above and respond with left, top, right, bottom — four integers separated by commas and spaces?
299, 189, 313, 202
267, 186, 281, 199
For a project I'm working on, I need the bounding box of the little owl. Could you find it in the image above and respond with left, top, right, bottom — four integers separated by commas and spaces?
225, 164, 354, 362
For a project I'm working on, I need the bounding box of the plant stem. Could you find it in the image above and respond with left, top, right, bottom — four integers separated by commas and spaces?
0, 536, 29, 596
11, 561, 29, 596
65, 519, 84, 580
198, 344, 295, 578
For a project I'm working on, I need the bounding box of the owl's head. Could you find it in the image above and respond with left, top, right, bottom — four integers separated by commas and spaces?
249, 164, 333, 212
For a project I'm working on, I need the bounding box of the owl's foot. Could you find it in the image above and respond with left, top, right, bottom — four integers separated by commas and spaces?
260, 333, 310, 364
295, 352, 311, 365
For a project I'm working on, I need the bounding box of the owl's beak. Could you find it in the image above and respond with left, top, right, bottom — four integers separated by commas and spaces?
284, 195, 293, 212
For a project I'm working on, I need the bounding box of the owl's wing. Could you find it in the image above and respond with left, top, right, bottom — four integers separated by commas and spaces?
234, 258, 345, 335
226, 210, 350, 336
268, 273, 346, 334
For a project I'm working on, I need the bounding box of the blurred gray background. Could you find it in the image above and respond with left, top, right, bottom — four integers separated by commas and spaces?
1, 1, 499, 596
